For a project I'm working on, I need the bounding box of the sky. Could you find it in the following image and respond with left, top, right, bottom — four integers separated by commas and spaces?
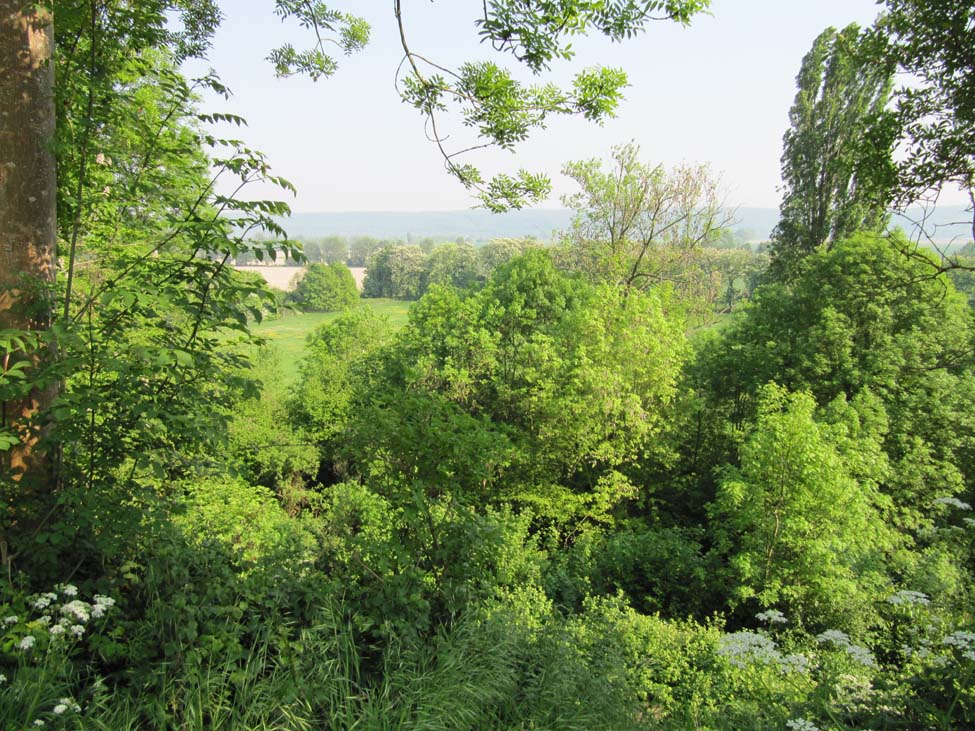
185, 0, 897, 213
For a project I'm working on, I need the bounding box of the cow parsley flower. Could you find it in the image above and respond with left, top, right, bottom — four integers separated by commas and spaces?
60, 600, 90, 623
780, 653, 811, 674
69, 624, 85, 638
786, 720, 820, 731
4, 615, 18, 625
933, 496, 972, 510
845, 644, 877, 668
18, 635, 35, 651
59, 698, 81, 713
756, 609, 787, 625
90, 595, 115, 618
56, 583, 79, 597
943, 631, 975, 650
888, 590, 930, 607
718, 631, 780, 668
816, 629, 850, 647
53, 704, 67, 715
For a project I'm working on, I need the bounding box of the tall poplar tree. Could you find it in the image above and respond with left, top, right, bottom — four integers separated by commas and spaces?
772, 24, 893, 278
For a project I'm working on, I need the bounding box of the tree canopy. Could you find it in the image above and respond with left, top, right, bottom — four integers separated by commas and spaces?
771, 23, 893, 277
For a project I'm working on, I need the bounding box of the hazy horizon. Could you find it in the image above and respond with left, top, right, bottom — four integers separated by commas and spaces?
181, 0, 975, 214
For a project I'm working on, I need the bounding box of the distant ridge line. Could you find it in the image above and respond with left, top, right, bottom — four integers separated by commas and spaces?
277, 206, 972, 245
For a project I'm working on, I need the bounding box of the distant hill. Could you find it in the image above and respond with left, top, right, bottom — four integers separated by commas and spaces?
278, 205, 972, 246
279, 209, 573, 243
889, 206, 973, 248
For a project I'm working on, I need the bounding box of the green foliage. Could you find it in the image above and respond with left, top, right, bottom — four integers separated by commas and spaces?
422, 242, 481, 292
6, 1, 974, 727
393, 0, 710, 209
558, 142, 743, 323
710, 385, 894, 631
348, 251, 688, 522
289, 307, 392, 447
697, 231, 975, 535
772, 24, 893, 276
268, 2, 370, 80
226, 346, 318, 496
362, 245, 427, 300
865, 0, 975, 220
287, 262, 359, 312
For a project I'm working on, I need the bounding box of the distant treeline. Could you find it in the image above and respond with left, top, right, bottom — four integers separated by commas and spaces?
235, 235, 474, 267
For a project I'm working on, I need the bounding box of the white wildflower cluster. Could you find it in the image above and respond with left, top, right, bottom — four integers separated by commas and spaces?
888, 590, 930, 607
717, 631, 809, 674
816, 629, 849, 645
755, 609, 787, 625
901, 641, 932, 660
52, 697, 81, 715
942, 631, 975, 662
785, 719, 820, 731
932, 496, 972, 510
31, 592, 57, 610
91, 595, 115, 618
816, 630, 877, 668
3, 584, 118, 654
61, 600, 90, 623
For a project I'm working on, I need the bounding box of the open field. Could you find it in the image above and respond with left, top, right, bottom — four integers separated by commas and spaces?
235, 265, 368, 291
251, 298, 411, 384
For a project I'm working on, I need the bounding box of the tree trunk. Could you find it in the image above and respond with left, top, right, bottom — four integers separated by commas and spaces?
0, 0, 57, 486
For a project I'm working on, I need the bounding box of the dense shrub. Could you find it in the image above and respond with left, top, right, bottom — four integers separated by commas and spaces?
287, 262, 359, 311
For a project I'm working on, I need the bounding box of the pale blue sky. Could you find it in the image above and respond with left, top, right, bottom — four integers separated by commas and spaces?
187, 0, 901, 213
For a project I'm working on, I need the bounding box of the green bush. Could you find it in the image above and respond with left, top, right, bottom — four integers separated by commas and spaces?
287, 262, 359, 312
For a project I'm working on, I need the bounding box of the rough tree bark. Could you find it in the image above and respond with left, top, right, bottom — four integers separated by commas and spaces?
0, 0, 57, 485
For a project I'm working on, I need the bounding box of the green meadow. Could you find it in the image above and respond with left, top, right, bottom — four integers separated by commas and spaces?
251, 298, 411, 384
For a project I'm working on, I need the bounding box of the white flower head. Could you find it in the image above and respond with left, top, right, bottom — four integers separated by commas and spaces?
53, 704, 67, 715
50, 625, 65, 636
845, 644, 877, 668
816, 629, 851, 647
56, 583, 79, 597
943, 631, 975, 651
933, 496, 972, 510
33, 720, 45, 727
756, 609, 787, 625
0, 673, 6, 683
4, 615, 18, 626
59, 698, 80, 713
18, 635, 36, 651
69, 624, 85, 638
786, 720, 820, 731
780, 653, 811, 674
888, 590, 930, 607
61, 600, 90, 623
